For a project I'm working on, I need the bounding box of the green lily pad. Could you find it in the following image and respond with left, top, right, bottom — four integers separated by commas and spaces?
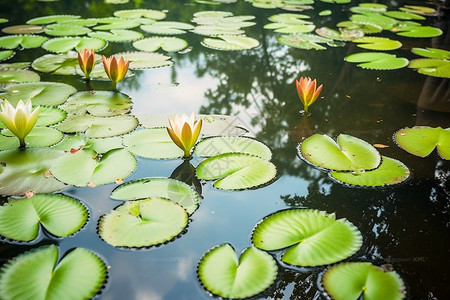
251, 209, 362, 266
0, 82, 76, 106
396, 26, 443, 38
264, 22, 315, 33
198, 244, 278, 299
113, 9, 166, 20
350, 3, 387, 14
0, 245, 107, 300
384, 10, 425, 20
31, 51, 79, 75
115, 51, 173, 69
45, 24, 91, 36
352, 37, 402, 51
0, 18, 8, 24
268, 13, 310, 24
36, 106, 67, 126
88, 29, 143, 42
315, 27, 361, 41
192, 26, 244, 36
0, 68, 40, 84
0, 127, 63, 149
27, 15, 81, 25
53, 114, 138, 138
322, 262, 405, 300
133, 37, 188, 52
400, 5, 437, 16
0, 50, 14, 61
394, 126, 450, 159
194, 136, 272, 160
330, 156, 411, 186
93, 18, 141, 30
202, 36, 260, 51
0, 193, 88, 241
0, 148, 68, 196
408, 59, 450, 78
299, 134, 381, 172
50, 133, 123, 154
0, 35, 48, 49
111, 177, 200, 215
140, 21, 194, 35
42, 37, 107, 53
98, 197, 188, 248
345, 52, 409, 70
350, 13, 397, 30
277, 33, 332, 50
123, 128, 184, 159
196, 153, 277, 190
60, 91, 132, 117
58, 18, 98, 27
337, 20, 382, 35
50, 148, 137, 187
411, 47, 450, 59
0, 62, 31, 69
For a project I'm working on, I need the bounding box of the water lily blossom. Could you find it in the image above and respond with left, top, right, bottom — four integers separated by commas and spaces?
102, 55, 129, 91
167, 112, 203, 158
78, 48, 96, 80
0, 99, 40, 149
295, 76, 323, 113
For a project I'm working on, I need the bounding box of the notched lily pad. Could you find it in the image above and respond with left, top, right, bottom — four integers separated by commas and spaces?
42, 37, 107, 53
345, 52, 409, 70
31, 51, 79, 75
45, 24, 92, 36
27, 15, 81, 25
88, 29, 143, 42
0, 68, 40, 84
113, 9, 167, 20
394, 126, 450, 159
0, 126, 63, 149
352, 37, 402, 51
202, 35, 259, 51
408, 58, 450, 78
0, 82, 76, 106
277, 33, 332, 50
133, 37, 188, 52
140, 21, 194, 35
0, 35, 48, 49
115, 51, 173, 69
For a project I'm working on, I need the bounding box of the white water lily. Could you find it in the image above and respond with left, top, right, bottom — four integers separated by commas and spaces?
167, 112, 202, 158
0, 99, 40, 149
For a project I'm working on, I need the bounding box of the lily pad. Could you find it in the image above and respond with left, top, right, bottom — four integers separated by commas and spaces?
194, 136, 272, 160
0, 245, 107, 300
27, 15, 80, 25
192, 26, 244, 36
88, 29, 143, 42
400, 5, 437, 16
123, 128, 184, 159
198, 244, 278, 299
202, 36, 260, 51
394, 126, 450, 159
133, 37, 188, 52
50, 133, 123, 154
264, 22, 315, 33
352, 37, 402, 51
0, 148, 68, 196
411, 47, 450, 59
111, 177, 200, 215
268, 13, 310, 24
384, 10, 425, 20
0, 50, 14, 61
113, 9, 166, 20
93, 18, 141, 30
45, 24, 91, 36
36, 106, 67, 126
140, 21, 194, 35
53, 114, 138, 138
0, 82, 76, 106
60, 91, 132, 117
0, 193, 88, 241
196, 153, 277, 190
50, 148, 137, 187
396, 26, 442, 38
345, 52, 409, 70
0, 127, 63, 149
350, 13, 397, 30
277, 33, 332, 50
0, 69, 40, 84
115, 51, 173, 69
408, 58, 450, 78
98, 197, 188, 248
42, 37, 107, 53
31, 51, 79, 75
322, 262, 405, 300
0, 35, 48, 49
251, 209, 362, 266
299, 134, 381, 172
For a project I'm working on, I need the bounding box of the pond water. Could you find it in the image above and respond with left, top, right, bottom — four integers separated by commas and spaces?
0, 0, 449, 299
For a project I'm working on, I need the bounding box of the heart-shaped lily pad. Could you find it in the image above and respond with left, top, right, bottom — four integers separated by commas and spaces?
98, 197, 188, 248
114, 51, 173, 69
408, 59, 450, 78
45, 24, 91, 36
50, 148, 137, 187
113, 9, 166, 20
196, 152, 277, 190
133, 37, 188, 52
111, 177, 200, 214
0, 193, 88, 241
26, 15, 80, 25
197, 244, 278, 299
88, 29, 143, 42
42, 37, 107, 53
0, 127, 63, 150
93, 18, 141, 30
396, 25, 443, 38
251, 209, 362, 266
0, 82, 76, 106
322, 262, 405, 300
140, 21, 194, 35
299, 134, 381, 172
394, 126, 450, 159
345, 52, 409, 70
202, 36, 260, 51
0, 35, 48, 49
0, 245, 107, 300
31, 51, 79, 75
352, 37, 402, 51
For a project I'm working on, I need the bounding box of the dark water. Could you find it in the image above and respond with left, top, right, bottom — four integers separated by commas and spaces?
0, 0, 449, 299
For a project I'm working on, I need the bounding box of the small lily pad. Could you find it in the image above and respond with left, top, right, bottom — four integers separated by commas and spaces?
264, 22, 315, 33
345, 52, 409, 70
0, 193, 88, 241
352, 37, 402, 51
0, 82, 76, 106
42, 37, 107, 53
88, 29, 143, 42
0, 50, 14, 61
202, 36, 260, 51
133, 37, 188, 52
113, 9, 167, 20
394, 126, 450, 159
98, 197, 188, 248
198, 244, 278, 299
36, 106, 67, 126
140, 21, 194, 35
115, 51, 173, 69
0, 35, 48, 49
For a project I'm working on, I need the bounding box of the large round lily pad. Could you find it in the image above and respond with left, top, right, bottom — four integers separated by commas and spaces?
394, 126, 450, 159
88, 29, 143, 42
42, 37, 107, 53
0, 127, 64, 150
251, 209, 362, 266
0, 82, 76, 106
0, 69, 40, 84
31, 51, 79, 75
133, 37, 188, 52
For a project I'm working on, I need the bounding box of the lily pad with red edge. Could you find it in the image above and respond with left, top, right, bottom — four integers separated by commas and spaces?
345, 52, 409, 70
394, 126, 450, 159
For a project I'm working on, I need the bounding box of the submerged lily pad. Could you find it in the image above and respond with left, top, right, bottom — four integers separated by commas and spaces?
202, 35, 259, 51
0, 35, 48, 49
133, 37, 188, 52
50, 148, 137, 187
61, 91, 132, 117
198, 244, 278, 299
111, 177, 200, 214
251, 209, 362, 266
196, 153, 277, 190
88, 29, 143, 42
42, 37, 106, 53
0, 82, 76, 106
322, 262, 405, 300
98, 197, 188, 248
0, 148, 68, 196
345, 52, 409, 70
31, 51, 79, 75
352, 37, 402, 51
394, 126, 450, 159
115, 51, 173, 69
0, 245, 107, 300
0, 193, 88, 241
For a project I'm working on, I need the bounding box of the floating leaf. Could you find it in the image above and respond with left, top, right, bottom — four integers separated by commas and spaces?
98, 197, 188, 247
268, 13, 310, 24
277, 33, 332, 50
0, 50, 14, 61
408, 58, 450, 78
140, 21, 194, 35
42, 37, 106, 53
0, 127, 63, 150
88, 29, 143, 42
251, 209, 362, 266
31, 51, 79, 75
345, 52, 409, 70
350, 13, 397, 30
352, 37, 402, 51
93, 17, 141, 30
315, 27, 360, 41
111, 177, 200, 214
0, 82, 76, 106
113, 9, 166, 20
411, 47, 450, 59
133, 37, 188, 52
50, 148, 137, 187
0, 193, 88, 241
337, 20, 382, 34
0, 18, 8, 24
394, 126, 450, 159
27, 15, 80, 25
36, 106, 67, 126
60, 91, 132, 117
202, 36, 259, 51
50, 133, 123, 154
0, 148, 68, 196
299, 134, 381, 172
396, 26, 443, 38
53, 114, 138, 138
264, 22, 315, 33
0, 35, 48, 49
322, 262, 405, 300
45, 24, 91, 36
0, 245, 107, 300
194, 136, 272, 160
330, 156, 411, 186
115, 51, 173, 69
198, 244, 278, 299
400, 5, 437, 16
384, 10, 425, 20
0, 69, 40, 84
123, 128, 184, 159
350, 3, 387, 14
196, 153, 277, 190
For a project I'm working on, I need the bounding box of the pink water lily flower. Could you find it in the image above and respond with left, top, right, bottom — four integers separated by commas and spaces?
296, 76, 323, 113
167, 112, 202, 158
102, 55, 130, 91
